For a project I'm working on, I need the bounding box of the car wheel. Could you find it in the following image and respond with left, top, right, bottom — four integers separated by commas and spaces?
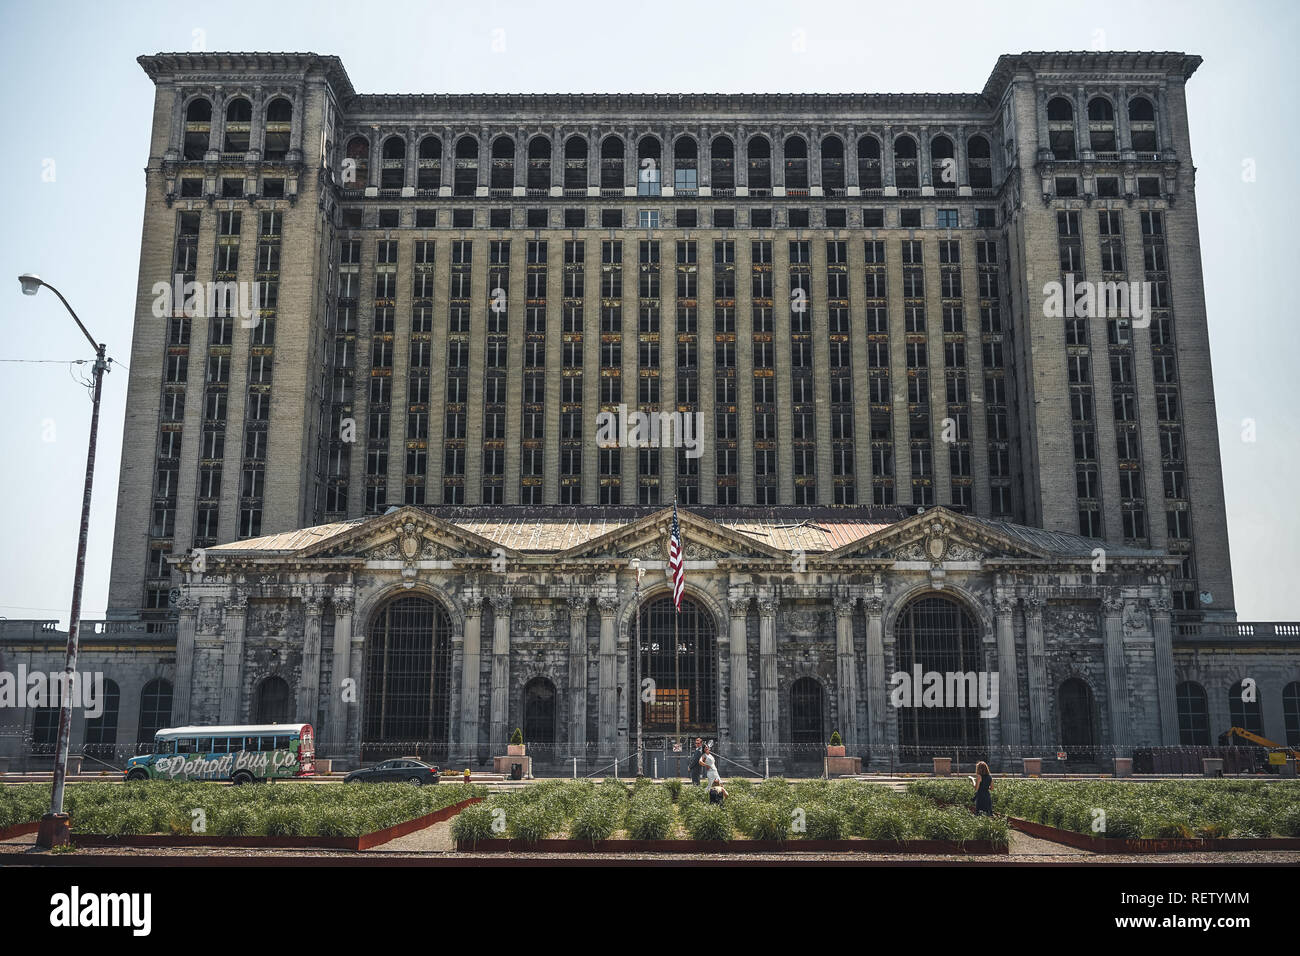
231, 771, 254, 786
126, 769, 149, 782
407, 775, 423, 785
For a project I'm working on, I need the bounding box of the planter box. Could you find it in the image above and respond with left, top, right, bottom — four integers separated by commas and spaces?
457, 837, 1006, 855
67, 797, 481, 851
0, 821, 41, 842
1202, 758, 1224, 777
1007, 815, 1300, 854
1113, 757, 1132, 777
506, 744, 526, 756
314, 759, 332, 774
826, 756, 861, 776
1022, 758, 1042, 776
493, 755, 532, 778
826, 745, 846, 758
932, 757, 952, 776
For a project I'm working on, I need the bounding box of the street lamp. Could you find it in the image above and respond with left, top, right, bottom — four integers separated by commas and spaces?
17, 274, 110, 849
630, 558, 643, 776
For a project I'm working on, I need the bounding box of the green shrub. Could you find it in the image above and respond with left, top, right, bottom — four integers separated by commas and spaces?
803, 804, 846, 841
749, 802, 791, 842
508, 802, 557, 844
857, 807, 911, 842
829, 730, 842, 747
665, 778, 683, 802
450, 803, 496, 846
570, 801, 618, 845
683, 804, 733, 842
510, 728, 524, 745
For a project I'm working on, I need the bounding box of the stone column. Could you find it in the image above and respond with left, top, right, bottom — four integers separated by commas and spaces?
459, 594, 483, 762
758, 594, 779, 764
864, 597, 887, 755
624, 129, 638, 193
326, 594, 354, 755
597, 595, 619, 755
1024, 596, 1049, 746
172, 598, 198, 725
347, 633, 364, 758
994, 596, 1021, 750
368, 127, 381, 187
488, 593, 512, 752
728, 594, 750, 749
404, 126, 418, 190
1102, 595, 1132, 752
845, 127, 859, 189
568, 593, 589, 760
478, 127, 491, 192
297, 594, 324, 726
551, 126, 564, 193
219, 594, 247, 723
882, 126, 895, 189
1149, 597, 1179, 745
833, 597, 859, 750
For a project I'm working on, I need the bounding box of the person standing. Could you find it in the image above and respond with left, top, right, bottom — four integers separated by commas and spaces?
701, 742, 720, 787
972, 761, 994, 816
689, 737, 704, 785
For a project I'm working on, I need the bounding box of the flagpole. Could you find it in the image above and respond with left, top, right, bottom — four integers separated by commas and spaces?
673, 497, 681, 749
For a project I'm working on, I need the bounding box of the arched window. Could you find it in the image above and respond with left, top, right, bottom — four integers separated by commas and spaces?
930, 134, 955, 189
710, 135, 734, 192
1047, 97, 1075, 160
600, 135, 625, 190
381, 136, 406, 190
820, 134, 844, 192
344, 135, 369, 190
1227, 678, 1264, 735
183, 97, 211, 160
637, 136, 662, 196
1058, 678, 1096, 748
1128, 96, 1158, 156
673, 135, 698, 193
967, 134, 992, 189
894, 594, 983, 750
1284, 682, 1300, 746
362, 595, 453, 762
83, 679, 121, 754
857, 135, 882, 189
223, 97, 252, 154
632, 594, 717, 734
893, 134, 919, 190
783, 134, 808, 191
527, 135, 551, 193
522, 677, 557, 744
137, 678, 173, 745
790, 677, 825, 745
31, 707, 59, 753
747, 134, 771, 191
1087, 96, 1116, 154
1176, 681, 1210, 745
453, 135, 479, 196
254, 675, 292, 724
264, 98, 292, 160
490, 135, 515, 191
417, 135, 442, 191
564, 135, 588, 192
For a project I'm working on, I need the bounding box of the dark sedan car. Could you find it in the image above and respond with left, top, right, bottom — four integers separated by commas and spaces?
343, 759, 440, 785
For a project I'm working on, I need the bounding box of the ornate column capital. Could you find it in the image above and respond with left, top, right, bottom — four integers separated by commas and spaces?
995, 597, 1017, 617
728, 593, 750, 615
305, 595, 324, 616
567, 592, 590, 612
489, 592, 513, 615
596, 595, 619, 617
864, 595, 884, 616
332, 594, 354, 616
1151, 597, 1172, 614
757, 595, 779, 618
463, 592, 484, 619
175, 596, 199, 616
833, 597, 856, 619
1102, 594, 1125, 616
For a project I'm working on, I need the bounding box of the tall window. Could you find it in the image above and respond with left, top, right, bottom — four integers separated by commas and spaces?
894, 595, 982, 751
362, 596, 453, 762
632, 594, 717, 734
137, 679, 173, 745
1176, 681, 1210, 745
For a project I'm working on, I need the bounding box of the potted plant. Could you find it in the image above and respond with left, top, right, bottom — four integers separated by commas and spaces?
507, 728, 526, 756
826, 730, 845, 758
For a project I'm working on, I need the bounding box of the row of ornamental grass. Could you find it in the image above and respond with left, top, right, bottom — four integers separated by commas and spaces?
0, 780, 484, 838
907, 777, 1300, 839
450, 777, 1009, 848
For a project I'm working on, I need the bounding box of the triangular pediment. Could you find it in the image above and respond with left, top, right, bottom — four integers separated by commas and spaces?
826, 508, 1051, 562
558, 507, 788, 562
295, 506, 514, 562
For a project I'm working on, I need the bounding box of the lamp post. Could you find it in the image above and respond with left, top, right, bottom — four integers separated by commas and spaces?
630, 557, 643, 776
18, 274, 110, 849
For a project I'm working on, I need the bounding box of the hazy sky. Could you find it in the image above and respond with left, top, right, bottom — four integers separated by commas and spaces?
0, 0, 1295, 624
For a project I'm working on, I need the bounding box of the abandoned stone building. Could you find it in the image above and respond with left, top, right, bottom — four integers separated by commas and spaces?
1, 50, 1297, 772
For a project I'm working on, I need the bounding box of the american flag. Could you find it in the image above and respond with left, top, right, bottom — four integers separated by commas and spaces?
668, 500, 685, 612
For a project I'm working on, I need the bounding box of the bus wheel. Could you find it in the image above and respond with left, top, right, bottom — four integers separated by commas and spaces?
407, 776, 423, 786
126, 769, 149, 782
231, 771, 254, 786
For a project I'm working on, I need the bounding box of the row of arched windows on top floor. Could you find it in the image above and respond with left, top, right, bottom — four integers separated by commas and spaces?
1175, 679, 1300, 747
1045, 93, 1160, 161
181, 95, 294, 161
339, 130, 999, 195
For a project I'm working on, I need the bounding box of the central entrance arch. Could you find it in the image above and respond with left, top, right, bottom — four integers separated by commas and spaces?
362, 594, 453, 763
893, 593, 985, 758
630, 593, 718, 742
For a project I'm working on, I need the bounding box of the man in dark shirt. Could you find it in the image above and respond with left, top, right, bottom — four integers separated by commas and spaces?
689, 737, 704, 785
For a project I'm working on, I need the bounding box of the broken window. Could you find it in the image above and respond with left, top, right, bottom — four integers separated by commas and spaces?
673, 135, 698, 193
417, 135, 441, 191
453, 135, 478, 196
1047, 97, 1076, 160
223, 97, 252, 154
821, 134, 845, 192
564, 135, 587, 192
637, 135, 662, 196
381, 136, 406, 190
1087, 96, 1116, 154
931, 134, 955, 189
893, 134, 919, 189
345, 135, 369, 190
183, 97, 211, 160
527, 135, 551, 193
858, 135, 882, 189
967, 134, 992, 189
1129, 96, 1157, 155
491, 135, 515, 192
747, 135, 771, 192
601, 208, 622, 227
711, 135, 734, 192
783, 134, 808, 192
600, 134, 624, 191
264, 97, 292, 160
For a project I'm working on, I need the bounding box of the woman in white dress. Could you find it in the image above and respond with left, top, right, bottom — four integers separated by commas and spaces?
700, 743, 719, 786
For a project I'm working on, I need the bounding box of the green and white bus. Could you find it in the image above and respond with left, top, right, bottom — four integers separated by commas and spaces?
124, 724, 316, 783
